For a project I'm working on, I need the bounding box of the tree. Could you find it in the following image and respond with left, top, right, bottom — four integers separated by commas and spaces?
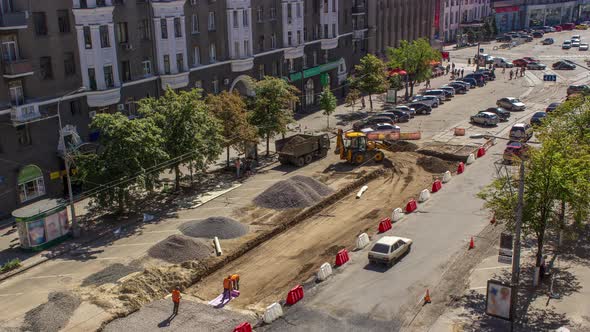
351, 54, 388, 111
138, 88, 223, 191
249, 77, 299, 155
345, 88, 361, 112
388, 38, 441, 98
207, 91, 258, 168
75, 113, 168, 213
319, 86, 337, 128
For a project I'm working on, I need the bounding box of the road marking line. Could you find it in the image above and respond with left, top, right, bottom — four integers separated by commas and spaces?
475, 266, 510, 271
469, 286, 487, 290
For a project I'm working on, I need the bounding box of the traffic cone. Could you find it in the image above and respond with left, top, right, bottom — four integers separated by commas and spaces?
469, 237, 475, 250
424, 289, 431, 304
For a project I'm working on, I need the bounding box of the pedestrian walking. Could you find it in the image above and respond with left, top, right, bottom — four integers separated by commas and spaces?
460, 68, 464, 78
361, 96, 366, 109
452, 62, 455, 71
502, 67, 506, 74
509, 69, 514, 80
235, 158, 241, 178
222, 275, 232, 302
446, 64, 450, 74
468, 58, 471, 66
231, 274, 240, 290
171, 286, 181, 315
540, 255, 547, 282
521, 66, 526, 77
425, 79, 431, 89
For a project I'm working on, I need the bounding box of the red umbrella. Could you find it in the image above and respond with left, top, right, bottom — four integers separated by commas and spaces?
389, 68, 407, 76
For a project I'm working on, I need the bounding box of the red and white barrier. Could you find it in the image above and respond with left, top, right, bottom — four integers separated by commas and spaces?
335, 249, 350, 266
286, 285, 304, 305
378, 218, 393, 233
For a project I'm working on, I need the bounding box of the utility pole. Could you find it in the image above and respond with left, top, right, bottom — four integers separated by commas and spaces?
509, 160, 525, 331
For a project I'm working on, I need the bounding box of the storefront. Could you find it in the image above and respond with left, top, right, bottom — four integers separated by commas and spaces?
524, 2, 576, 28
12, 198, 71, 251
494, 6, 521, 33
578, 2, 590, 22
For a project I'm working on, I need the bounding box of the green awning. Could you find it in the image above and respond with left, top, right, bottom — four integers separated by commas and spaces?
290, 58, 342, 82
18, 165, 43, 184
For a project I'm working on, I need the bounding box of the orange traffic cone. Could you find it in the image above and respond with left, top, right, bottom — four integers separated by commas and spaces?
469, 237, 475, 250
424, 289, 431, 304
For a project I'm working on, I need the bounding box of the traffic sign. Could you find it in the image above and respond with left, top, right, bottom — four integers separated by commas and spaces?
543, 74, 557, 82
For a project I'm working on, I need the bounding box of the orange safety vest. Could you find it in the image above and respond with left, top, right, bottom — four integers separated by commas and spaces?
172, 289, 181, 303
230, 274, 239, 282
223, 278, 232, 289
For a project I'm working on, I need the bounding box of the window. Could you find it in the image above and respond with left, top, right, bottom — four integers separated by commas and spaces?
270, 33, 276, 48
163, 55, 170, 74
258, 35, 264, 52
174, 17, 182, 38
40, 56, 53, 80
324, 50, 328, 63
176, 53, 184, 71
313, 51, 317, 66
258, 64, 264, 79
332, 0, 336, 12
288, 59, 294, 72
100, 25, 110, 48
116, 22, 129, 43
324, 24, 328, 38
104, 65, 114, 88
272, 61, 279, 76
193, 47, 200, 66
270, 7, 276, 19
208, 12, 216, 30
212, 78, 219, 94
233, 11, 239, 28
234, 41, 240, 58
121, 60, 131, 82
70, 99, 81, 116
305, 79, 314, 105
83, 26, 92, 49
142, 60, 152, 76
304, 28, 307, 41
287, 4, 292, 22
257, 6, 263, 22
296, 3, 301, 17
332, 23, 336, 37
161, 19, 168, 39
297, 30, 301, 44
9, 80, 24, 106
302, 54, 307, 68
209, 43, 216, 62
192, 15, 199, 34
33, 12, 47, 36
243, 9, 249, 27
195, 80, 202, 89
57, 10, 70, 33
139, 19, 152, 40
16, 126, 32, 147
323, 0, 328, 13
1, 40, 17, 62
64, 52, 76, 76
244, 40, 250, 56
17, 166, 45, 202
88, 68, 97, 90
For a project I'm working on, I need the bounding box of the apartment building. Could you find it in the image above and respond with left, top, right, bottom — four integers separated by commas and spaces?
439, 0, 492, 43
0, 0, 432, 217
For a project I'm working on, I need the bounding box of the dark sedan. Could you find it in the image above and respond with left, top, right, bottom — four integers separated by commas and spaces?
407, 102, 432, 115
353, 116, 395, 131
530, 111, 547, 126
460, 77, 479, 88
480, 107, 511, 121
553, 61, 576, 70
386, 109, 411, 122
545, 102, 561, 112
447, 82, 467, 94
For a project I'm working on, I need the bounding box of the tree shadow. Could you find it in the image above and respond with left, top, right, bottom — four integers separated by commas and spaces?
334, 111, 371, 126
559, 223, 590, 268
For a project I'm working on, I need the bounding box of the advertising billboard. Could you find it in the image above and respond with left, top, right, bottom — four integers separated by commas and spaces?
486, 279, 513, 321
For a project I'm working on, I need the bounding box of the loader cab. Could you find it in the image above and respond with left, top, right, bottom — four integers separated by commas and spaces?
345, 132, 367, 152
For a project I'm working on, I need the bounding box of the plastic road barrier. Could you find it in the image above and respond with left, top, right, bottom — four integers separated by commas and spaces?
233, 322, 252, 332
317, 262, 333, 281
442, 171, 452, 183
263, 302, 284, 324
405, 199, 418, 213
391, 208, 403, 222
335, 249, 350, 266
286, 285, 304, 305
457, 162, 465, 174
418, 189, 430, 202
431, 180, 442, 193
356, 233, 370, 250
378, 218, 392, 233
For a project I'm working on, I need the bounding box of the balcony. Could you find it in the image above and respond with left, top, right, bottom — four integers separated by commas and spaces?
11, 104, 41, 125
86, 87, 121, 107
321, 37, 339, 50
284, 45, 305, 60
231, 57, 254, 72
0, 11, 28, 30
353, 29, 368, 40
3, 59, 34, 78
160, 71, 189, 89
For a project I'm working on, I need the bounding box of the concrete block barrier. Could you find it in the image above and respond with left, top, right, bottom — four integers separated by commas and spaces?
356, 233, 370, 250
391, 208, 403, 222
418, 189, 430, 202
466, 153, 475, 165
316, 262, 333, 281
263, 302, 284, 324
442, 171, 452, 183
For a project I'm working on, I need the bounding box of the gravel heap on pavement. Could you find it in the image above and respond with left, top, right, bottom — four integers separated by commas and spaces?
148, 235, 213, 264
103, 298, 254, 332
254, 175, 334, 210
417, 156, 455, 174
23, 291, 81, 332
82, 262, 143, 286
179, 217, 248, 239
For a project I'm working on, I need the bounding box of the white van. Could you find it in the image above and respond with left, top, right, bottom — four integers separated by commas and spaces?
493, 57, 514, 68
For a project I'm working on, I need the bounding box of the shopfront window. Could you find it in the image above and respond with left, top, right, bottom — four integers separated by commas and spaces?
17, 165, 45, 203
528, 8, 544, 28
545, 8, 561, 27
305, 79, 314, 105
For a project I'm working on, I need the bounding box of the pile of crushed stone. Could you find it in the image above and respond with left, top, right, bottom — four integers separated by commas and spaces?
179, 217, 248, 239
254, 175, 334, 210
148, 235, 213, 264
23, 291, 81, 332
82, 262, 143, 287
417, 156, 455, 173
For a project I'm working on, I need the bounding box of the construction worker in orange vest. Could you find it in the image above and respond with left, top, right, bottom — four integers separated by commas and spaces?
171, 286, 181, 315
230, 274, 240, 291
222, 275, 232, 302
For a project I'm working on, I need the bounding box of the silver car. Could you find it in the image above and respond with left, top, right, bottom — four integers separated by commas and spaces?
470, 112, 499, 126
423, 89, 448, 101
412, 95, 441, 107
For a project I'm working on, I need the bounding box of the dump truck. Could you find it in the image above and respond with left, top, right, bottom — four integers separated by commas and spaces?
275, 134, 330, 167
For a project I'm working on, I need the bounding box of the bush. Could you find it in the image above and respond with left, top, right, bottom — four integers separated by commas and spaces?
0, 258, 21, 274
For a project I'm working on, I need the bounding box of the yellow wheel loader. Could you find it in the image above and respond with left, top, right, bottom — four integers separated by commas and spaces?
335, 129, 391, 165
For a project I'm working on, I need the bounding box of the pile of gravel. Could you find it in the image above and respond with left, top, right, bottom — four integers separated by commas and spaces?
254, 175, 334, 210
417, 156, 454, 173
148, 235, 213, 264
82, 262, 143, 287
179, 217, 248, 239
23, 291, 81, 332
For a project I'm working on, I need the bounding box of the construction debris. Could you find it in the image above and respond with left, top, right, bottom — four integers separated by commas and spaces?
148, 235, 213, 264
23, 291, 81, 332
254, 175, 334, 210
179, 217, 248, 240
416, 156, 455, 173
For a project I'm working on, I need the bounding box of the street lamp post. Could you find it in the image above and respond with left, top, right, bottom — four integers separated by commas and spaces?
57, 87, 86, 238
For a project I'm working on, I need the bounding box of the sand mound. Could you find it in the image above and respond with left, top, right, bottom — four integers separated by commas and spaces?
254, 175, 334, 210
417, 156, 454, 173
82, 262, 143, 287
23, 291, 81, 332
148, 235, 213, 264
179, 217, 248, 239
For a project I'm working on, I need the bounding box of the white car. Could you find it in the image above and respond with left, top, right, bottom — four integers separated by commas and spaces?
572, 40, 581, 47
580, 43, 589, 51
368, 236, 413, 266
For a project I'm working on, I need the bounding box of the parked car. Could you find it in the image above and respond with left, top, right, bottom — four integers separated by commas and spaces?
523, 57, 540, 63
542, 38, 554, 45
353, 116, 395, 131
412, 95, 441, 107
361, 123, 401, 133
527, 62, 547, 70
530, 111, 547, 126
368, 236, 413, 266
423, 89, 449, 101
439, 86, 456, 97
573, 40, 581, 47
532, 31, 544, 38
572, 34, 581, 41
447, 82, 468, 94
393, 105, 416, 118
464, 73, 487, 85
450, 80, 471, 90
480, 107, 511, 121
407, 102, 432, 115
460, 77, 479, 88
375, 112, 401, 122
567, 84, 590, 96
561, 23, 575, 30
497, 97, 526, 111
553, 60, 576, 70
503, 142, 530, 164
386, 109, 411, 122
512, 58, 529, 67
554, 25, 563, 32
576, 24, 588, 30
580, 43, 589, 51
562, 40, 572, 49
493, 57, 514, 68
471, 112, 499, 126
545, 102, 561, 112
496, 35, 512, 42
475, 69, 495, 81
509, 123, 534, 142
